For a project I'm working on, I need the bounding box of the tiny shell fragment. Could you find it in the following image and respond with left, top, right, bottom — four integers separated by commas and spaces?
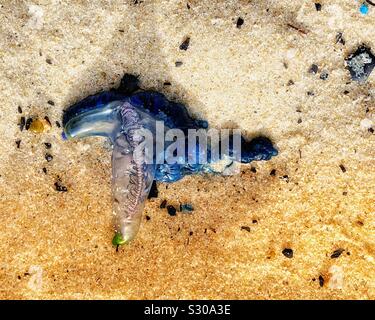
328, 265, 344, 290
29, 118, 51, 133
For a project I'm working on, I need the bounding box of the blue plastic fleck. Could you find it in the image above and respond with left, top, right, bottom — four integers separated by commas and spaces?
360, 3, 369, 14
62, 74, 278, 244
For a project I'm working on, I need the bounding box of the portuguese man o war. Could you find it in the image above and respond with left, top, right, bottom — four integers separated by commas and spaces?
62, 74, 278, 246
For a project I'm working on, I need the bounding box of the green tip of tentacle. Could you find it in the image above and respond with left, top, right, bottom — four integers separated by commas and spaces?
112, 232, 128, 247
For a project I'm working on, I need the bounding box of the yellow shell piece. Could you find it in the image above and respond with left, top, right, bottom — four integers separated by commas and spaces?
29, 118, 51, 133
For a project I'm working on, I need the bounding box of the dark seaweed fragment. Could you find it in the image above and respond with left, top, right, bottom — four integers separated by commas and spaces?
167, 205, 177, 216
18, 116, 25, 131
319, 275, 324, 287
179, 37, 190, 51
236, 17, 244, 28
44, 116, 51, 126
331, 248, 345, 259
25, 118, 33, 130
160, 200, 167, 209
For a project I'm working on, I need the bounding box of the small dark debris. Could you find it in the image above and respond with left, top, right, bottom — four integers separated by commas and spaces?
343, 90, 350, 95
44, 142, 52, 149
42, 167, 47, 174
118, 29, 124, 33
146, 215, 151, 221
163, 81, 172, 86
45, 153, 53, 162
252, 219, 258, 224
331, 248, 345, 259
339, 164, 346, 173
160, 199, 167, 209
250, 167, 257, 173
297, 118, 302, 124
368, 128, 374, 133
307, 91, 315, 96
342, 191, 348, 196
47, 100, 55, 106
282, 175, 290, 182
315, 3, 322, 11
287, 23, 308, 35
241, 226, 251, 232
270, 169, 276, 176
54, 181, 68, 192
319, 275, 324, 287
346, 45, 375, 82
336, 32, 345, 45
282, 248, 293, 258
357, 220, 364, 226
287, 80, 294, 86
320, 71, 329, 80
15, 140, 21, 148
55, 121, 61, 128
25, 117, 33, 130
236, 17, 244, 28
148, 181, 158, 199
309, 64, 319, 74
175, 61, 183, 67
167, 205, 177, 216
44, 116, 52, 126
189, 231, 193, 236
187, 3, 190, 9
179, 37, 190, 51
18, 116, 25, 131
18, 106, 22, 113
46, 58, 52, 65
17, 275, 21, 280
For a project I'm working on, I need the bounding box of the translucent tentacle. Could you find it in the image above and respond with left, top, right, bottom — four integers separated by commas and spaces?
112, 134, 155, 243
111, 102, 158, 243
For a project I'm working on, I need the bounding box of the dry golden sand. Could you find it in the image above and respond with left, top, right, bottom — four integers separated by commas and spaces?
0, 0, 374, 299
